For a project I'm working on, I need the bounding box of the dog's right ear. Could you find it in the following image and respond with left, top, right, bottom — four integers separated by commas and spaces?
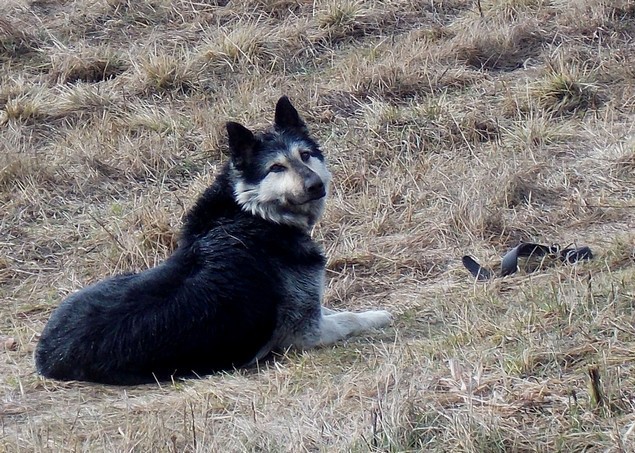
226, 121, 256, 168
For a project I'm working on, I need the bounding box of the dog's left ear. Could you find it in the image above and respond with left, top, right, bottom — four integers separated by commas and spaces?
274, 96, 308, 133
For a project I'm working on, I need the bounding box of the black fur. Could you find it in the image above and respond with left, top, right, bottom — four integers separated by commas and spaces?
35, 99, 327, 385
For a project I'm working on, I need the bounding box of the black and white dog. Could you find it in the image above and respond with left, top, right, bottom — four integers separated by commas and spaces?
35, 96, 392, 385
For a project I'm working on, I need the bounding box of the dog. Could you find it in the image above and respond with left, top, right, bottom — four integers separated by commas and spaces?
35, 96, 392, 385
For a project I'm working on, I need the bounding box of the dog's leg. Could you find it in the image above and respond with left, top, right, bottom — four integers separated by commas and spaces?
307, 310, 392, 347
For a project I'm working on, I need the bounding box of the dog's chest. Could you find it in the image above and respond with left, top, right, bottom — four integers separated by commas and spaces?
276, 237, 325, 308
281, 263, 324, 302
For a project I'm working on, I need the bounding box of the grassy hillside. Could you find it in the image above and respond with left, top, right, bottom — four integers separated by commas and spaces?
2, 0, 635, 451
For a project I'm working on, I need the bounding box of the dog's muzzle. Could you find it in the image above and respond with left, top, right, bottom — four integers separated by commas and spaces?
306, 179, 326, 201
287, 184, 326, 206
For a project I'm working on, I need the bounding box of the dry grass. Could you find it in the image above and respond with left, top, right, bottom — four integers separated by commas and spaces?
2, 0, 635, 451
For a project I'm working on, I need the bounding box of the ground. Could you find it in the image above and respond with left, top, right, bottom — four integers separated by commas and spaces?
1, 0, 635, 451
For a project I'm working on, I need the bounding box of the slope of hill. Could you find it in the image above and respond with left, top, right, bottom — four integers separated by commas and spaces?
2, 0, 635, 451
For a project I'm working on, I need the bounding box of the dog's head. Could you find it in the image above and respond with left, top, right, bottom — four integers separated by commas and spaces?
227, 96, 331, 230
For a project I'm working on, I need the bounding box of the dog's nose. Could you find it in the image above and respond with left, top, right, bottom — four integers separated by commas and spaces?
306, 178, 325, 198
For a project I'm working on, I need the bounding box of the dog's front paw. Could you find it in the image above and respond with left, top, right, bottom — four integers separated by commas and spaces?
363, 310, 393, 328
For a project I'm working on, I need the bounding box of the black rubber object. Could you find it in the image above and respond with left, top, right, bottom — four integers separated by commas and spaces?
463, 242, 593, 281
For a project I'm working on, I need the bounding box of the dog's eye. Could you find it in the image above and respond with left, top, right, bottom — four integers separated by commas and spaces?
300, 151, 311, 162
269, 164, 286, 173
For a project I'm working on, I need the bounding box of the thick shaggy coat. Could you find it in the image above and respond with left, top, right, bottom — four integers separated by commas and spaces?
35, 97, 391, 385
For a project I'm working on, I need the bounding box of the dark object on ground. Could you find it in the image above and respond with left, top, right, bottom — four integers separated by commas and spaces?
462, 242, 593, 281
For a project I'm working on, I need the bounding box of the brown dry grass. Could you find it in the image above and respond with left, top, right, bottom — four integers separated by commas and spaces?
2, 0, 635, 451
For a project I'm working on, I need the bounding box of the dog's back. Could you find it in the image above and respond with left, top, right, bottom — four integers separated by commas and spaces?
35, 200, 322, 384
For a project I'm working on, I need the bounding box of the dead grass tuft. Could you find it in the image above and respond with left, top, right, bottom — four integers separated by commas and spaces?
451, 18, 544, 71
317, 0, 370, 41
534, 60, 602, 116
454, 112, 500, 144
0, 17, 40, 60
0, 152, 56, 191
107, 0, 177, 26
199, 22, 277, 72
49, 46, 128, 84
135, 49, 201, 94
2, 90, 49, 123
481, 0, 548, 20
501, 112, 575, 148
554, 0, 635, 39
501, 166, 563, 208
230, 0, 311, 17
